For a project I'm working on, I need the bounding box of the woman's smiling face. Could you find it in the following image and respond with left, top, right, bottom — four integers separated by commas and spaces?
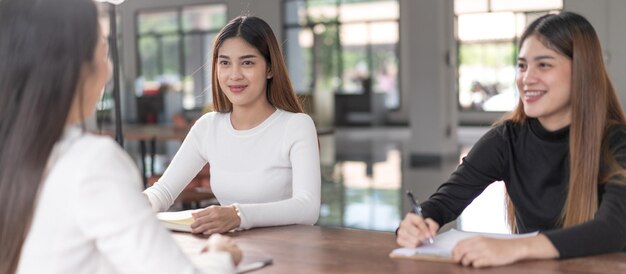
516, 35, 573, 130
216, 37, 273, 110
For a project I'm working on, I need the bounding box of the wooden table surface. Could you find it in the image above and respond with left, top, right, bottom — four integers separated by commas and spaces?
208, 225, 626, 274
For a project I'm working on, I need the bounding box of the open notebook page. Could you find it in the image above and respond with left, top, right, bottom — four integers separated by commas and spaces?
157, 209, 200, 233
390, 229, 538, 261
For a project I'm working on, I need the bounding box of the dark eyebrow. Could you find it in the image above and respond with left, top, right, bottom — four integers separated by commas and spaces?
239, 54, 258, 60
518, 55, 556, 62
217, 54, 258, 60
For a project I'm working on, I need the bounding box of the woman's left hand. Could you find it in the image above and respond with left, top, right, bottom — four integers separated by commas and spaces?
451, 234, 559, 268
451, 237, 525, 268
191, 205, 241, 235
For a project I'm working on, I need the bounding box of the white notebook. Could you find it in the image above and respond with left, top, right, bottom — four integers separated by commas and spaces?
390, 229, 538, 262
157, 209, 200, 233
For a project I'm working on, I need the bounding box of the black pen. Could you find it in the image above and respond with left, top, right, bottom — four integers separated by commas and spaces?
406, 191, 434, 244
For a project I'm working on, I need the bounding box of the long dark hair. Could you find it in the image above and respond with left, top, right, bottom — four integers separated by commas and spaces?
503, 11, 626, 231
0, 0, 99, 272
211, 16, 304, 113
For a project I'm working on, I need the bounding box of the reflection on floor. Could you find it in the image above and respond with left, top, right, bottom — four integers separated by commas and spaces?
318, 126, 509, 234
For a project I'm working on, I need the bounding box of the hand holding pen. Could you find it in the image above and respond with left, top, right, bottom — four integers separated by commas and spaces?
404, 191, 435, 245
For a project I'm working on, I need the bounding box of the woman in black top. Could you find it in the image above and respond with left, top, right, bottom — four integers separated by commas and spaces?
396, 11, 626, 267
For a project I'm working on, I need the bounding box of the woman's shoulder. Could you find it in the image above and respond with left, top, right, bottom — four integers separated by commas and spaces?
605, 122, 626, 146
51, 132, 136, 180
278, 110, 316, 129
188, 111, 230, 132
484, 119, 520, 139
278, 109, 313, 121
71, 133, 131, 163
495, 118, 527, 131
606, 122, 626, 135
74, 133, 122, 153
469, 119, 531, 150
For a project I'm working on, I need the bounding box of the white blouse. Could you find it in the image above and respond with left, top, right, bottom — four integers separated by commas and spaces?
17, 127, 233, 274
144, 109, 321, 229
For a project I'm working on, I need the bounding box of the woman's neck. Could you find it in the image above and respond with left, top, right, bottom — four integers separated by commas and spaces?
538, 116, 571, 132
230, 103, 277, 130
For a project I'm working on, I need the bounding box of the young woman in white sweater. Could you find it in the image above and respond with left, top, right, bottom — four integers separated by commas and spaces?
144, 16, 321, 235
0, 0, 240, 273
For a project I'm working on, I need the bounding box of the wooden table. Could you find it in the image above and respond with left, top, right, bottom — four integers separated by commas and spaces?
179, 225, 626, 274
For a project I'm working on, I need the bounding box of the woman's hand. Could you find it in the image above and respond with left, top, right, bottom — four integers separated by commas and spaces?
451, 234, 559, 268
396, 213, 439, 247
205, 234, 243, 265
452, 237, 523, 268
191, 205, 241, 235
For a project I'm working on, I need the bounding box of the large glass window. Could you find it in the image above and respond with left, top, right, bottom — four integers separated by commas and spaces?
136, 4, 226, 122
284, 0, 400, 110
455, 0, 562, 112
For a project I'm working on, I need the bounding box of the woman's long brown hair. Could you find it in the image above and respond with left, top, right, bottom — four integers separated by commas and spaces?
0, 0, 98, 272
501, 12, 626, 231
211, 16, 304, 113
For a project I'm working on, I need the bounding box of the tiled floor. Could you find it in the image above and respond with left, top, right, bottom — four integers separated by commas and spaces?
317, 126, 510, 234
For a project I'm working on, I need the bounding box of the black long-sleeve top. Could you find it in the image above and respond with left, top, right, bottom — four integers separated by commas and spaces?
421, 118, 626, 258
